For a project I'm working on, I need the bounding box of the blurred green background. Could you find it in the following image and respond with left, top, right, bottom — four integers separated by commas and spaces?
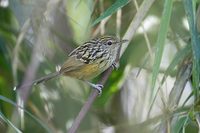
0, 0, 200, 133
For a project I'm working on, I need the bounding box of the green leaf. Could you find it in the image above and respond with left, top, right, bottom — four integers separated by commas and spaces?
0, 44, 15, 118
94, 69, 124, 106
92, 0, 130, 26
150, 0, 173, 101
183, 0, 200, 98
172, 116, 189, 133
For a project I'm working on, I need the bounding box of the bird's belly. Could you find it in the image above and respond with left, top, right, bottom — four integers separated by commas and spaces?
63, 63, 102, 80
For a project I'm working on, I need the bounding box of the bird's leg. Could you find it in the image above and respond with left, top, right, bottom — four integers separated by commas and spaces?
86, 81, 103, 95
111, 62, 119, 70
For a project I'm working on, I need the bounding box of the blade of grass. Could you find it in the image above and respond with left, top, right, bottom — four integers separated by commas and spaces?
149, 0, 173, 110
161, 44, 192, 84
182, 115, 190, 133
183, 0, 200, 99
182, 91, 193, 107
148, 44, 191, 117
0, 95, 52, 133
172, 116, 188, 133
167, 62, 192, 108
0, 111, 22, 133
92, 0, 130, 26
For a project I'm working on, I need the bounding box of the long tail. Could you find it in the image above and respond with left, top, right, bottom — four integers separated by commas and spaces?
33, 71, 60, 85
15, 72, 61, 90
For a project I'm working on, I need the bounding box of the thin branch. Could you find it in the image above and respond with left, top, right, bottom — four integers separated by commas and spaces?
68, 59, 113, 133
12, 19, 30, 85
68, 0, 156, 132
133, 0, 153, 59
92, 16, 110, 37
100, 0, 105, 35
116, 9, 122, 38
120, 0, 156, 57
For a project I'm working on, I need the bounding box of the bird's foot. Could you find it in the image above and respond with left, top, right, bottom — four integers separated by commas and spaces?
111, 62, 119, 70
87, 82, 103, 95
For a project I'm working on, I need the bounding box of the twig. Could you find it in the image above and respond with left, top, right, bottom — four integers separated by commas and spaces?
68, 0, 156, 132
120, 0, 155, 56
12, 19, 30, 85
92, 16, 110, 37
133, 0, 153, 59
100, 0, 105, 35
116, 9, 122, 38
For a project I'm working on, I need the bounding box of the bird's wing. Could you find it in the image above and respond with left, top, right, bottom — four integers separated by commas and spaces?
59, 56, 85, 73
68, 42, 101, 64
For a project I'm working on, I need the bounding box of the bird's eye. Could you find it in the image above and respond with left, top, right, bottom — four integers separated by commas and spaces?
107, 41, 112, 45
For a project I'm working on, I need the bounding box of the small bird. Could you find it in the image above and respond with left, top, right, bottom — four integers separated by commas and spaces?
17, 36, 127, 94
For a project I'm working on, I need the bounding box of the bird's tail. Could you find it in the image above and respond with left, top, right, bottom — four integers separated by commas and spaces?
33, 71, 61, 85
15, 72, 61, 90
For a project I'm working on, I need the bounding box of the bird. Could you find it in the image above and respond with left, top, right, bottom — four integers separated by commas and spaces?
16, 36, 128, 94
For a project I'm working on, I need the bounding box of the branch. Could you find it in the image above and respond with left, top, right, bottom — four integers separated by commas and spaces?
68, 0, 156, 132
68, 67, 113, 133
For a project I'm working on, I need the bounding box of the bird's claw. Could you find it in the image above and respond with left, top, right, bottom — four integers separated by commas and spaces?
92, 84, 103, 95
111, 62, 119, 70
86, 81, 103, 95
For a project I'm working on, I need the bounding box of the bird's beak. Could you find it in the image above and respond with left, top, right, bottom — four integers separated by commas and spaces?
120, 39, 128, 44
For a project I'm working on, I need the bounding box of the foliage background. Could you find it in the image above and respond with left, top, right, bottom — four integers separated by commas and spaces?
0, 0, 200, 133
